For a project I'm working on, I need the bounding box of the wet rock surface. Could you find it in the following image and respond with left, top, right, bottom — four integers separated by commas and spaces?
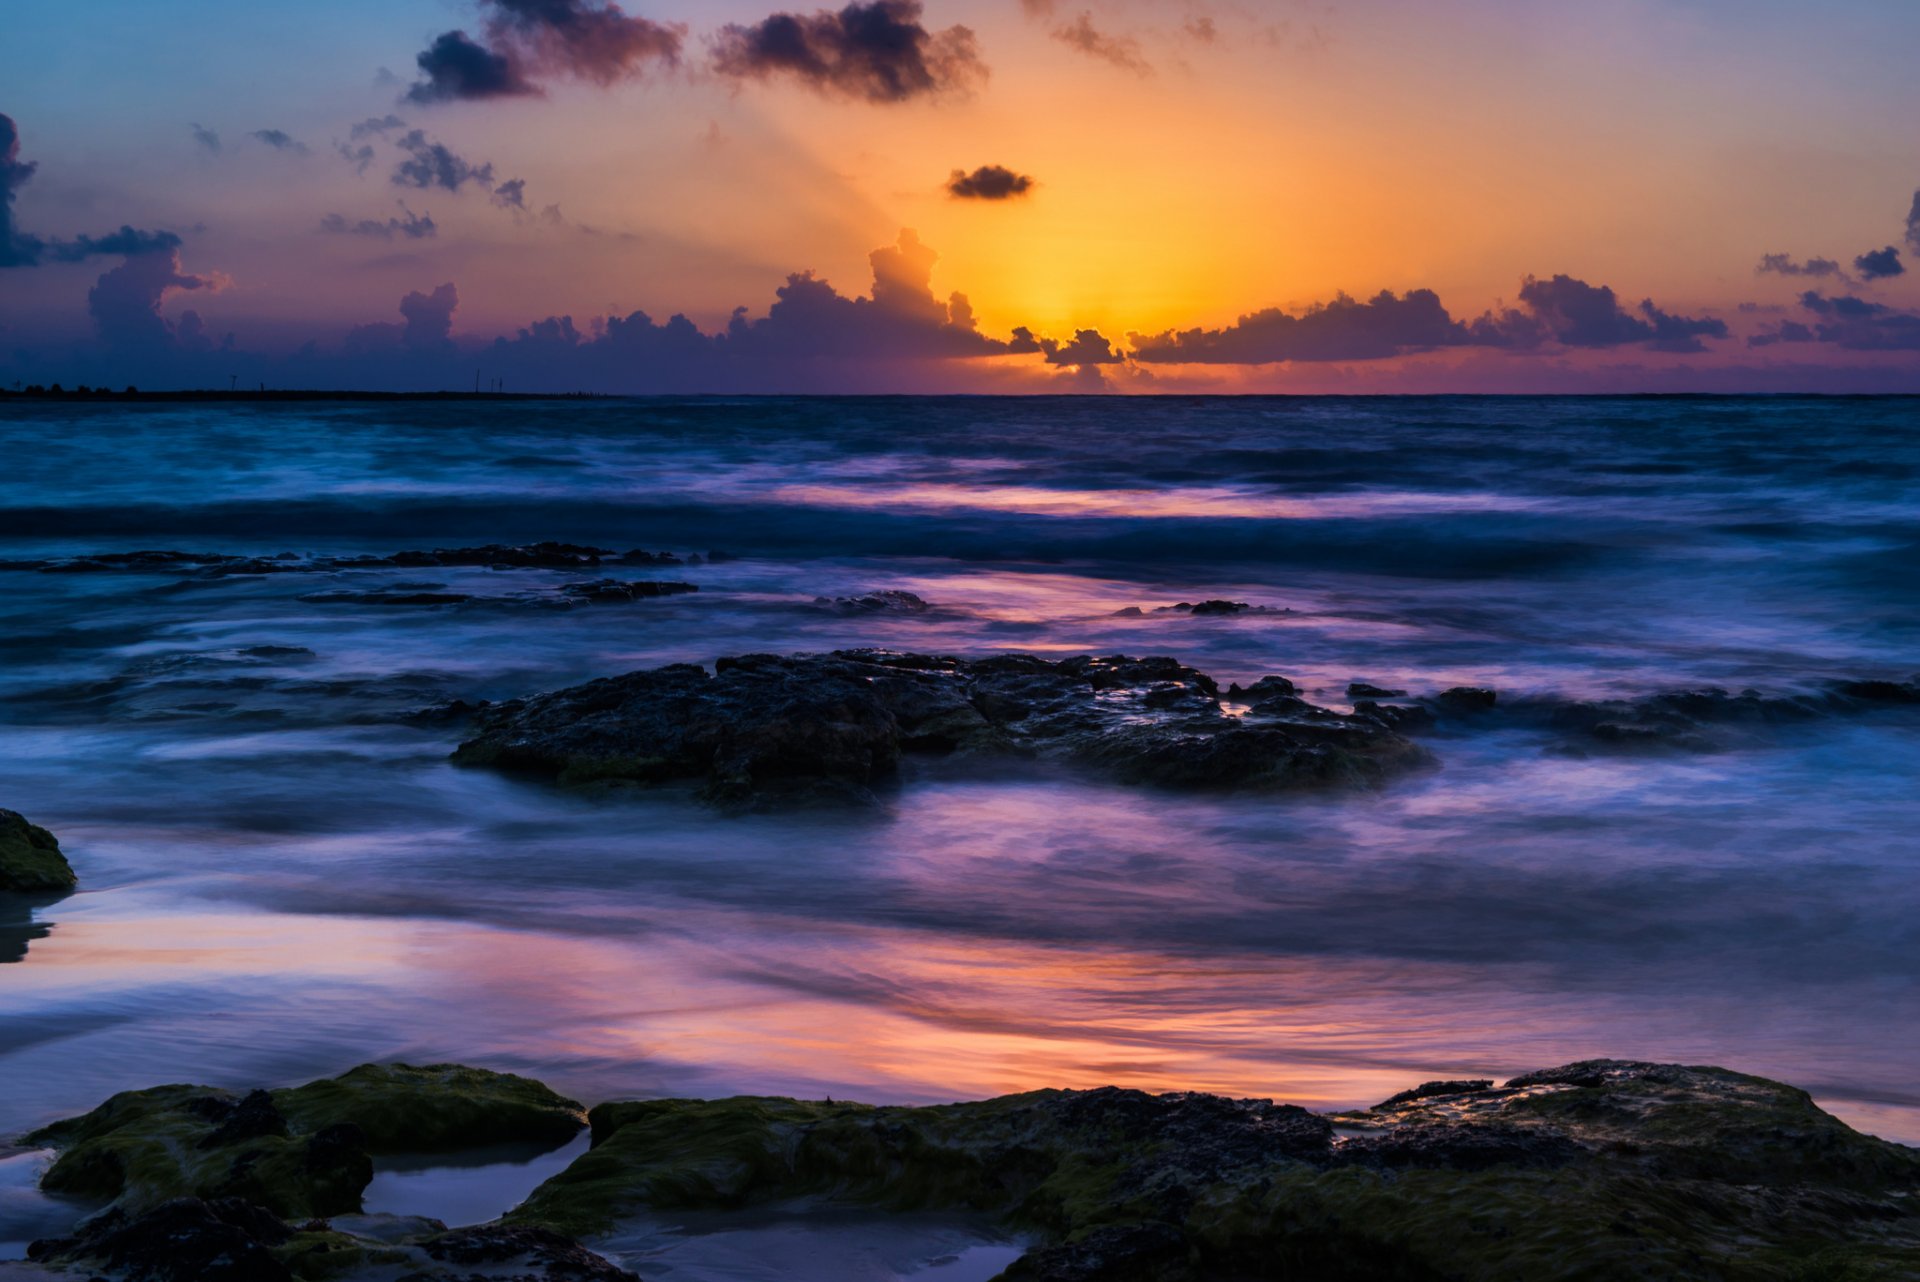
0, 542, 690, 577
813, 589, 933, 615
0, 809, 76, 894
24, 1059, 1920, 1281
451, 650, 1430, 808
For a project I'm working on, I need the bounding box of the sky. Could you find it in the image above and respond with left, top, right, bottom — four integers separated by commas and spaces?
1, 0, 1918, 392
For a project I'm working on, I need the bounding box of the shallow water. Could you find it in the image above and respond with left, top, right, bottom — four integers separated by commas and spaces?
0, 397, 1915, 1209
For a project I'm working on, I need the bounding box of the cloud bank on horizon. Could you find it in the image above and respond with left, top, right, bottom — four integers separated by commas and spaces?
2, 0, 1919, 393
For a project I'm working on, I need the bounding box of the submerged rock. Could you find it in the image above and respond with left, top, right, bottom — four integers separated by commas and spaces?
557, 580, 699, 604
813, 589, 933, 615
452, 650, 1428, 808
504, 1061, 1920, 1282
0, 809, 76, 894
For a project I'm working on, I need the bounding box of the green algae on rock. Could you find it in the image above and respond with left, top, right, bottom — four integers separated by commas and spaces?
25, 1063, 586, 1224
506, 1062, 1920, 1282
273, 1062, 586, 1154
0, 809, 76, 894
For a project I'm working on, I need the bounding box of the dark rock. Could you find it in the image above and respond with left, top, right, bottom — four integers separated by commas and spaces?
1353, 700, 1436, 732
1434, 686, 1498, 712
29, 1197, 295, 1282
813, 589, 932, 615
1187, 600, 1253, 616
1347, 681, 1407, 699
0, 809, 77, 894
1373, 1079, 1495, 1110
453, 651, 1427, 808
424, 1224, 639, 1280
1111, 606, 1145, 617
199, 1091, 289, 1149
557, 580, 698, 604
1834, 677, 1920, 704
999, 1223, 1192, 1282
1151, 600, 1284, 617
1339, 1120, 1585, 1171
387, 542, 616, 569
1225, 675, 1297, 701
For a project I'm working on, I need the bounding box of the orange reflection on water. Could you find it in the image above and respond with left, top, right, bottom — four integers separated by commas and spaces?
767, 483, 1546, 522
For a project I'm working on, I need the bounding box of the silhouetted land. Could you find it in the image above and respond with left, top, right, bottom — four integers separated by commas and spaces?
0, 386, 600, 403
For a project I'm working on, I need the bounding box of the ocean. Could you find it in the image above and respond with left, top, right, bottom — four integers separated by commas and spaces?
1, 396, 1916, 1248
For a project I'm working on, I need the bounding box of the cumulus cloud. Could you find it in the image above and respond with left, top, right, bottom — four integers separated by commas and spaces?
190, 123, 222, 154
1049, 11, 1151, 74
947, 164, 1034, 200
88, 248, 220, 350
1757, 253, 1843, 279
408, 1, 682, 103
250, 129, 309, 155
391, 130, 498, 193
347, 282, 461, 355
408, 30, 541, 103
3, 114, 189, 272
1010, 326, 1124, 365
1749, 291, 1920, 351
1853, 246, 1904, 281
1130, 275, 1728, 364
1131, 288, 1472, 364
320, 208, 438, 240
1, 112, 43, 268
711, 0, 987, 103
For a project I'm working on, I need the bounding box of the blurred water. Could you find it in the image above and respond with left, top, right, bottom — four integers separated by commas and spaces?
0, 395, 1915, 1173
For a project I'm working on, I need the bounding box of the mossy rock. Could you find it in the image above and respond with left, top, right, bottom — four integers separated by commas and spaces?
273, 1062, 586, 1154
0, 808, 76, 893
507, 1065, 1920, 1282
28, 1063, 585, 1225
27, 1086, 369, 1220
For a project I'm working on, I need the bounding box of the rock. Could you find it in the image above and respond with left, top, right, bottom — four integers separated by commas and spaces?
813, 589, 932, 615
27, 1064, 582, 1221
29, 1197, 295, 1282
557, 580, 698, 604
1434, 686, 1498, 713
1347, 681, 1407, 699
1187, 600, 1254, 616
273, 1063, 587, 1154
1226, 675, 1298, 701
453, 651, 1428, 809
1372, 1079, 1494, 1109
1352, 700, 1436, 733
385, 542, 617, 569
1150, 601, 1283, 617
0, 809, 77, 894
424, 1224, 639, 1280
506, 1062, 1920, 1281
1111, 606, 1145, 617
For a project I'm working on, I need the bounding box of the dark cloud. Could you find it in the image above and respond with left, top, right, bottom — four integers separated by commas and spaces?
723, 229, 1006, 359
391, 130, 497, 193
3, 115, 186, 271
1130, 276, 1728, 365
407, 1, 682, 103
711, 1, 987, 103
1049, 11, 1151, 74
1010, 326, 1123, 366
407, 30, 542, 103
1130, 289, 1471, 364
320, 208, 438, 240
1, 112, 43, 268
1907, 190, 1920, 254
88, 249, 219, 351
1853, 246, 1904, 281
485, 0, 683, 84
190, 123, 222, 154
946, 164, 1034, 200
491, 177, 527, 210
1505, 275, 1728, 353
351, 115, 408, 141
1757, 253, 1843, 279
250, 129, 309, 155
346, 283, 460, 356
1750, 291, 1920, 351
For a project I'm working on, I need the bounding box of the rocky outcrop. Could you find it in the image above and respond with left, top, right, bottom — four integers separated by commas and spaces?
0, 810, 76, 894
25, 1063, 584, 1221
813, 589, 933, 615
504, 1061, 1920, 1282
451, 650, 1430, 808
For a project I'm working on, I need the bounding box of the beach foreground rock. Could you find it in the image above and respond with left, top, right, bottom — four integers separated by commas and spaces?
17, 1059, 1919, 1280
0, 810, 76, 894
451, 650, 1430, 807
